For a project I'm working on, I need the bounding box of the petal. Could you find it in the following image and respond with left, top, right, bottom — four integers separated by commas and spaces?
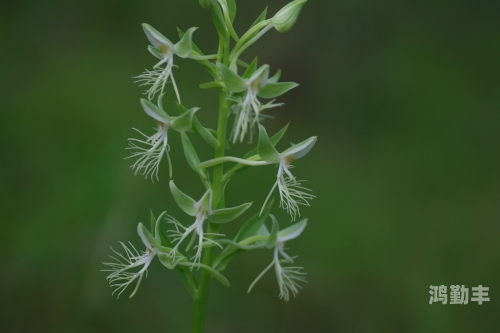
142, 23, 174, 49
278, 218, 307, 242
281, 136, 317, 159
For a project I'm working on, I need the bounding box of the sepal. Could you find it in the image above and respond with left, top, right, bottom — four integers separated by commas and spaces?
218, 63, 247, 92
169, 106, 199, 132
137, 222, 156, 252
268, 69, 282, 84
142, 23, 173, 48
258, 124, 280, 163
174, 27, 197, 58
158, 252, 184, 269
278, 218, 307, 242
169, 180, 197, 216
250, 64, 270, 87
258, 82, 298, 99
208, 202, 252, 223
140, 99, 169, 123
243, 122, 289, 159
235, 200, 273, 241
242, 57, 258, 79
281, 136, 317, 159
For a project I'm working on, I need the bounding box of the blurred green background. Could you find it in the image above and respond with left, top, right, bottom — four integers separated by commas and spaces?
1, 0, 499, 332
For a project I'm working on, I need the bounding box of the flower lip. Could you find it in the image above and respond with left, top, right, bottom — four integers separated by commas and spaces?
142, 23, 174, 49
281, 136, 317, 160
140, 99, 170, 124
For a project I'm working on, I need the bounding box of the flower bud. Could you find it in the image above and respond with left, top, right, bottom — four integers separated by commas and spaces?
272, 0, 307, 33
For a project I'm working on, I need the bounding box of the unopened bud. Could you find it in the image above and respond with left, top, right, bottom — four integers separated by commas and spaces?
272, 0, 307, 32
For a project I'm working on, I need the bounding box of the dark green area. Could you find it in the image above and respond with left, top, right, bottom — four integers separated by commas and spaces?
1, 0, 499, 332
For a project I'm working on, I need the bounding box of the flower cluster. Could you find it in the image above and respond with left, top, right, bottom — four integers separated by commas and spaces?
104, 0, 315, 308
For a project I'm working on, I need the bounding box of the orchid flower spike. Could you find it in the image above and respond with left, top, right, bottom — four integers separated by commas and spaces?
168, 181, 252, 266
135, 24, 198, 102
248, 217, 307, 301
126, 98, 198, 181
102, 224, 158, 298
218, 62, 298, 144
258, 125, 317, 220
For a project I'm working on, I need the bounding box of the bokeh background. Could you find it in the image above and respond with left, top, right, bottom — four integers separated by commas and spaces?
1, 0, 499, 332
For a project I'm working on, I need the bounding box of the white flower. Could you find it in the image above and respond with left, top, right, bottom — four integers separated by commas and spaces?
218, 63, 298, 144
102, 224, 157, 298
259, 126, 317, 220
168, 181, 252, 266
248, 217, 307, 301
135, 24, 198, 102
126, 99, 198, 181
167, 189, 220, 266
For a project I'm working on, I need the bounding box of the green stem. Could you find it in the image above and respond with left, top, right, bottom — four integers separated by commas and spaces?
190, 88, 230, 333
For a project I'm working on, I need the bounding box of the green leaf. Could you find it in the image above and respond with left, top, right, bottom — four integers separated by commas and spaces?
157, 252, 184, 269
208, 202, 252, 223
227, 0, 237, 22
235, 199, 273, 241
267, 69, 282, 84
243, 122, 289, 158
180, 133, 209, 183
170, 107, 199, 132
177, 27, 205, 56
266, 215, 279, 248
251, 7, 268, 28
258, 82, 298, 99
278, 218, 307, 242
258, 124, 280, 163
218, 63, 247, 92
169, 180, 197, 216
199, 81, 225, 89
242, 57, 258, 79
176, 102, 219, 149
